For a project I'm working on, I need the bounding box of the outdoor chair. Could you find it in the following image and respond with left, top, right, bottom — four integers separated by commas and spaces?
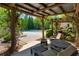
50, 32, 62, 40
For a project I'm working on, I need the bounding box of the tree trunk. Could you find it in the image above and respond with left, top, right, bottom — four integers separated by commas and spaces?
4, 5, 17, 55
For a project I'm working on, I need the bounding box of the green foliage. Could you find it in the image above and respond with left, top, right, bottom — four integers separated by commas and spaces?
0, 7, 22, 42
0, 7, 11, 42
19, 18, 28, 31
33, 17, 41, 29
19, 16, 51, 30
59, 24, 76, 42
44, 19, 50, 29
27, 16, 34, 30
3, 32, 11, 42
46, 29, 53, 38
64, 27, 75, 42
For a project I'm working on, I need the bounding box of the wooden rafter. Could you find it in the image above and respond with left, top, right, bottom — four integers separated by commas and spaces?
15, 4, 34, 12
43, 11, 50, 15
0, 4, 10, 9
38, 11, 48, 16
35, 13, 44, 16
33, 3, 65, 14
1, 3, 42, 17
40, 3, 47, 8
24, 3, 39, 10
49, 9, 57, 14
59, 6, 68, 16
59, 6, 66, 13
0, 3, 75, 17
48, 9, 75, 16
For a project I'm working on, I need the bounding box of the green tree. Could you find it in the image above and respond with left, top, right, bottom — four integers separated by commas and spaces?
44, 19, 50, 29
27, 16, 34, 30
33, 17, 41, 30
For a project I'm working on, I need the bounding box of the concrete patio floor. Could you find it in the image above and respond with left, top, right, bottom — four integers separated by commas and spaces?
11, 41, 40, 56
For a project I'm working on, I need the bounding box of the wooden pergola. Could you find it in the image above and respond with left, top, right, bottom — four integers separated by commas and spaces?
0, 3, 79, 55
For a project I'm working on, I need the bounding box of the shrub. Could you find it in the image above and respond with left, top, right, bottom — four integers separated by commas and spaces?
3, 32, 11, 43
46, 29, 53, 38
61, 27, 75, 42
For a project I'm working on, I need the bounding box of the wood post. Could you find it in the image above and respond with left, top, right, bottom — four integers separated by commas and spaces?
41, 16, 45, 39
10, 6, 17, 54
74, 4, 79, 47
55, 21, 58, 34
4, 4, 17, 55
40, 16, 47, 44
51, 19, 53, 35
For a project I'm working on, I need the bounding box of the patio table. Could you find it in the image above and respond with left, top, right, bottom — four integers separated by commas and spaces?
50, 39, 71, 52
31, 39, 77, 56
31, 44, 48, 56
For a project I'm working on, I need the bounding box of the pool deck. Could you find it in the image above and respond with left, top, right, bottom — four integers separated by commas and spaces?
18, 31, 42, 44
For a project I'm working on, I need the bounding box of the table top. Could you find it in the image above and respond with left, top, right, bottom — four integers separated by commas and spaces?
51, 40, 71, 48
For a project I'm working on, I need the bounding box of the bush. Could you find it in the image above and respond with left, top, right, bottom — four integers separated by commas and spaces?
3, 32, 11, 43
66, 36, 75, 42
46, 29, 53, 38
61, 27, 75, 42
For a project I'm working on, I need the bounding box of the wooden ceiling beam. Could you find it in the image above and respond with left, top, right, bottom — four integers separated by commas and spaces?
48, 9, 75, 16
0, 3, 10, 9
15, 4, 48, 16
15, 4, 34, 12
36, 13, 44, 16
8, 3, 65, 17
59, 6, 66, 13
40, 3, 47, 8
49, 9, 57, 14
33, 3, 65, 14
42, 11, 50, 15
1, 3, 41, 17
0, 3, 75, 17
33, 12, 45, 16
24, 3, 39, 10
